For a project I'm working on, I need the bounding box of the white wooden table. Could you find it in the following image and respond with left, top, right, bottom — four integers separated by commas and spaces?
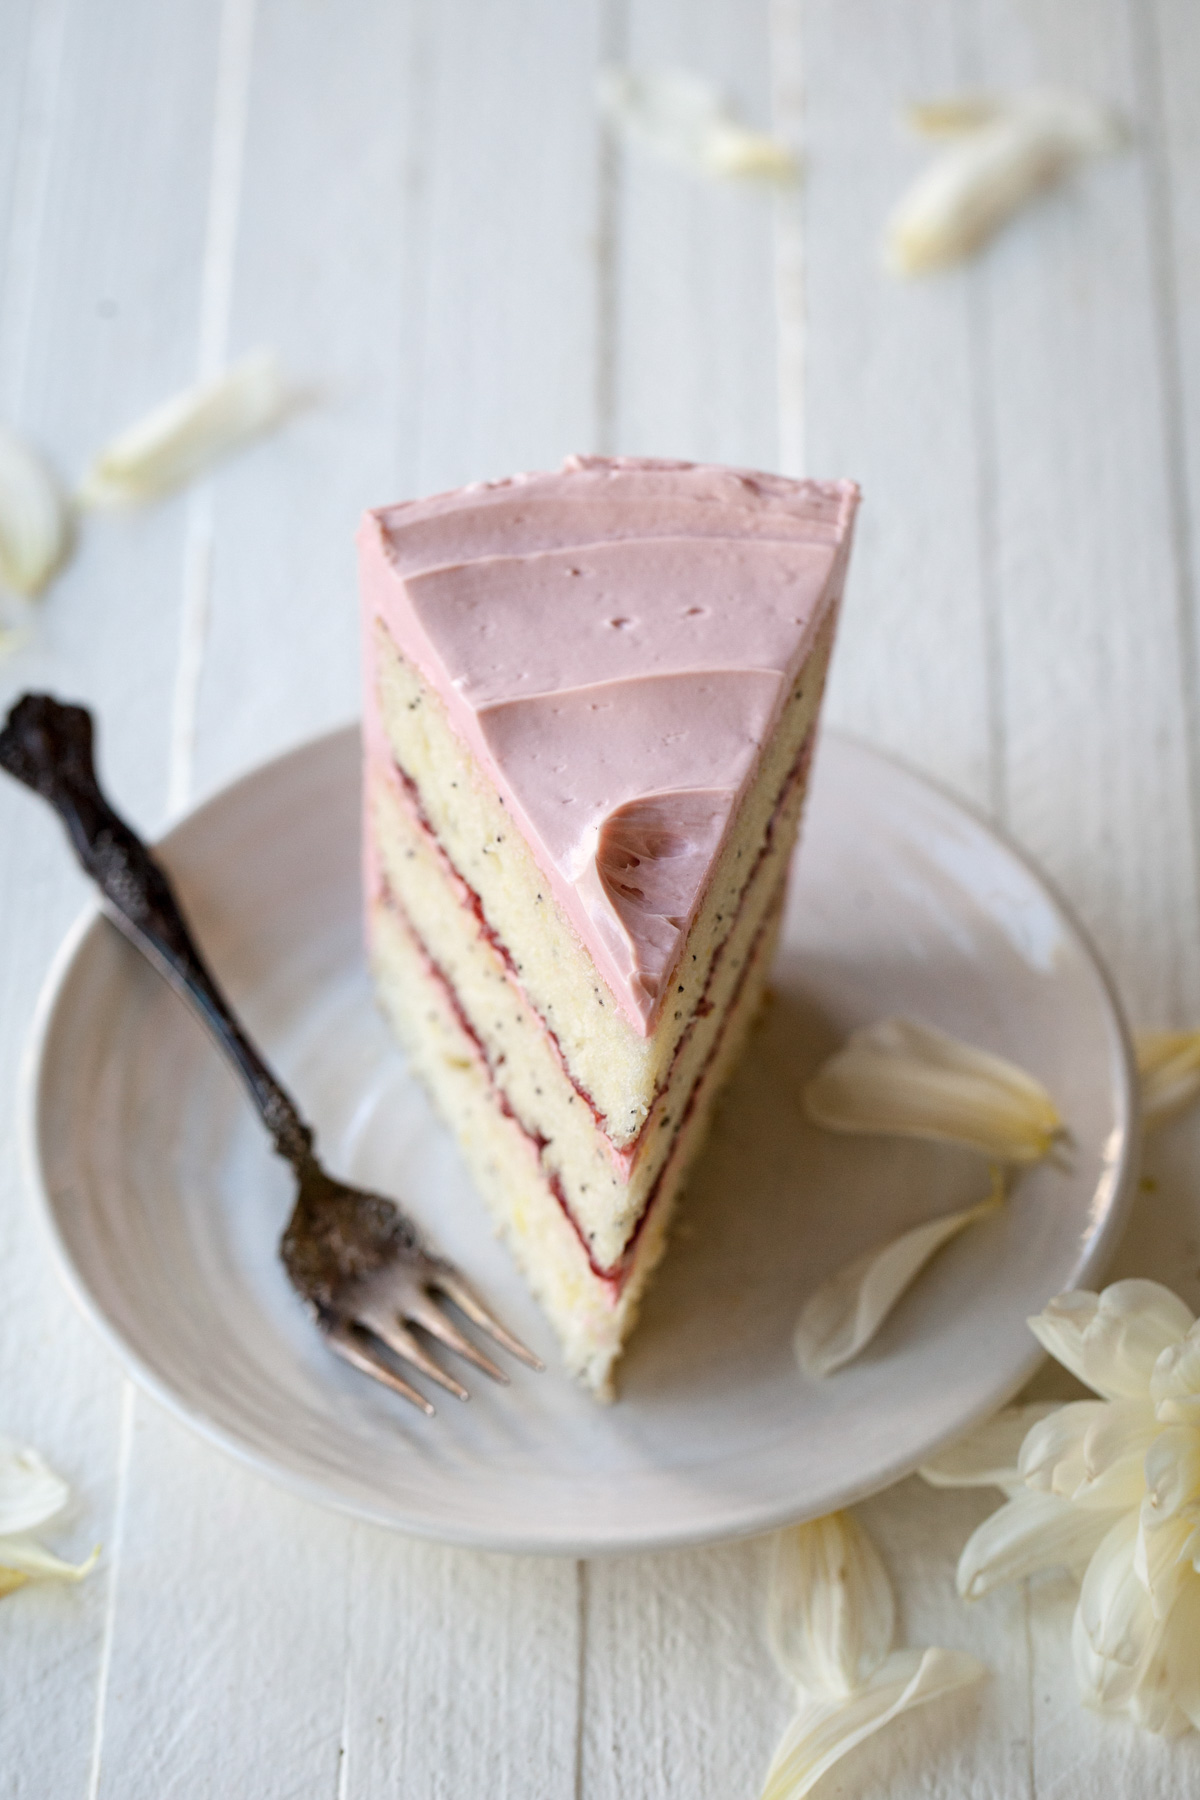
3, 1, 1200, 1793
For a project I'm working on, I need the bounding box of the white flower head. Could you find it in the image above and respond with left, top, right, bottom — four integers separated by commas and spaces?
937, 1279, 1200, 1735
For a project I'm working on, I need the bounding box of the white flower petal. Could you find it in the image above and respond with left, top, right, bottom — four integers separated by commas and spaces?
957, 1490, 1119, 1600
794, 1180, 1002, 1379
768, 1512, 895, 1697
1135, 1511, 1195, 1622
1136, 1030, 1200, 1132
803, 1017, 1062, 1162
920, 1402, 1060, 1490
78, 350, 294, 509
1029, 1282, 1194, 1402
0, 1533, 98, 1591
1142, 1426, 1200, 1526
760, 1646, 985, 1800
1078, 1513, 1158, 1678
597, 66, 796, 184
1151, 1322, 1200, 1423
0, 425, 71, 597
0, 1437, 70, 1535
1126, 1632, 1193, 1738
1161, 1573, 1200, 1730
885, 89, 1125, 276
1019, 1399, 1156, 1510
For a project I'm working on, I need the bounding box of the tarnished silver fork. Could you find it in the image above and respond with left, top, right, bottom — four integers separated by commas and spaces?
0, 693, 541, 1414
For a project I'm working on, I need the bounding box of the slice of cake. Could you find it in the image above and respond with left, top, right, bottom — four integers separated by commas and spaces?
359, 455, 859, 1397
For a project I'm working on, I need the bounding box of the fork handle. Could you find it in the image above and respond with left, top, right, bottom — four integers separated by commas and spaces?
0, 693, 314, 1170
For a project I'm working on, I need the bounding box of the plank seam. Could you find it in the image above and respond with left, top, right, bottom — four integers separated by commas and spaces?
769, 0, 805, 477
85, 1379, 136, 1800
167, 0, 258, 816
573, 1559, 589, 1800
593, 0, 629, 456
0, 0, 70, 419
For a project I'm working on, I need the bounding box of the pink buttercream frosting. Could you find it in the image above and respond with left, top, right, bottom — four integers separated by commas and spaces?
359, 455, 859, 1035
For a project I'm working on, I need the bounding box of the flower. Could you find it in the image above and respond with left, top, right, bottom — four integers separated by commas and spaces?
0, 1436, 96, 1595
761, 1511, 985, 1797
924, 1279, 1200, 1735
803, 1017, 1063, 1163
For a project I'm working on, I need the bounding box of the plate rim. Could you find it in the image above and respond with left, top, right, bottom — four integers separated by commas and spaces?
18, 723, 1142, 1556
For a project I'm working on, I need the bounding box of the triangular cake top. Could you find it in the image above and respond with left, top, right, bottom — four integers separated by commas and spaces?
360, 456, 859, 1032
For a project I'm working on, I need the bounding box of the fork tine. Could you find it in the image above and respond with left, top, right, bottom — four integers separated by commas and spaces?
404, 1292, 509, 1384
325, 1320, 435, 1416
361, 1312, 470, 1401
431, 1267, 544, 1370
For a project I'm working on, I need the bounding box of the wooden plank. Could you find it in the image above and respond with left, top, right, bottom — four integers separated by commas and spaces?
0, 1, 225, 1796
95, 4, 599, 1795
612, 0, 780, 469
795, 0, 996, 811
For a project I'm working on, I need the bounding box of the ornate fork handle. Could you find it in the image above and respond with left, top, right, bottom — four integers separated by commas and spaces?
0, 694, 313, 1171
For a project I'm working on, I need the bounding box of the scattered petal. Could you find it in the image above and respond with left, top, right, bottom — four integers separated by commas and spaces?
0, 1438, 70, 1536
795, 1174, 1003, 1378
1030, 1282, 1194, 1402
906, 96, 1009, 137
759, 1646, 985, 1800
79, 349, 295, 509
920, 1402, 1059, 1491
597, 67, 797, 184
1136, 1031, 1200, 1131
0, 425, 71, 597
0, 1533, 98, 1590
804, 1017, 1063, 1162
957, 1490, 1119, 1600
768, 1513, 895, 1697
885, 89, 1125, 276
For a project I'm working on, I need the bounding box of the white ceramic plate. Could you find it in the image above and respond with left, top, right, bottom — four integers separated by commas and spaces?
23, 727, 1137, 1555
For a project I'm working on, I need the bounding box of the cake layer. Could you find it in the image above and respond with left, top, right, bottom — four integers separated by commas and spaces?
359, 456, 859, 1032
369, 882, 784, 1396
370, 607, 836, 1150
367, 703, 814, 1268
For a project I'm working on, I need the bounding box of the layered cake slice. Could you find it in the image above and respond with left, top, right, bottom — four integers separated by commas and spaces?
359, 455, 859, 1397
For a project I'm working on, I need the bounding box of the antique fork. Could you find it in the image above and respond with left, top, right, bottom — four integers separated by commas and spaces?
0, 693, 541, 1415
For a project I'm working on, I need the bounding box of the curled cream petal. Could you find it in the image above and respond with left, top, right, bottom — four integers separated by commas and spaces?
803, 1017, 1062, 1162
919, 1402, 1060, 1490
795, 1179, 1003, 1379
1029, 1282, 1195, 1402
886, 89, 1125, 276
0, 1438, 70, 1536
1150, 1321, 1200, 1422
1019, 1399, 1156, 1510
1160, 1574, 1200, 1731
768, 1512, 895, 1697
1142, 1426, 1200, 1526
0, 1533, 98, 1590
1135, 1030, 1200, 1132
597, 66, 797, 184
957, 1490, 1119, 1600
0, 425, 70, 597
1079, 1513, 1156, 1675
79, 349, 294, 508
1135, 1512, 1196, 1622
759, 1646, 986, 1800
